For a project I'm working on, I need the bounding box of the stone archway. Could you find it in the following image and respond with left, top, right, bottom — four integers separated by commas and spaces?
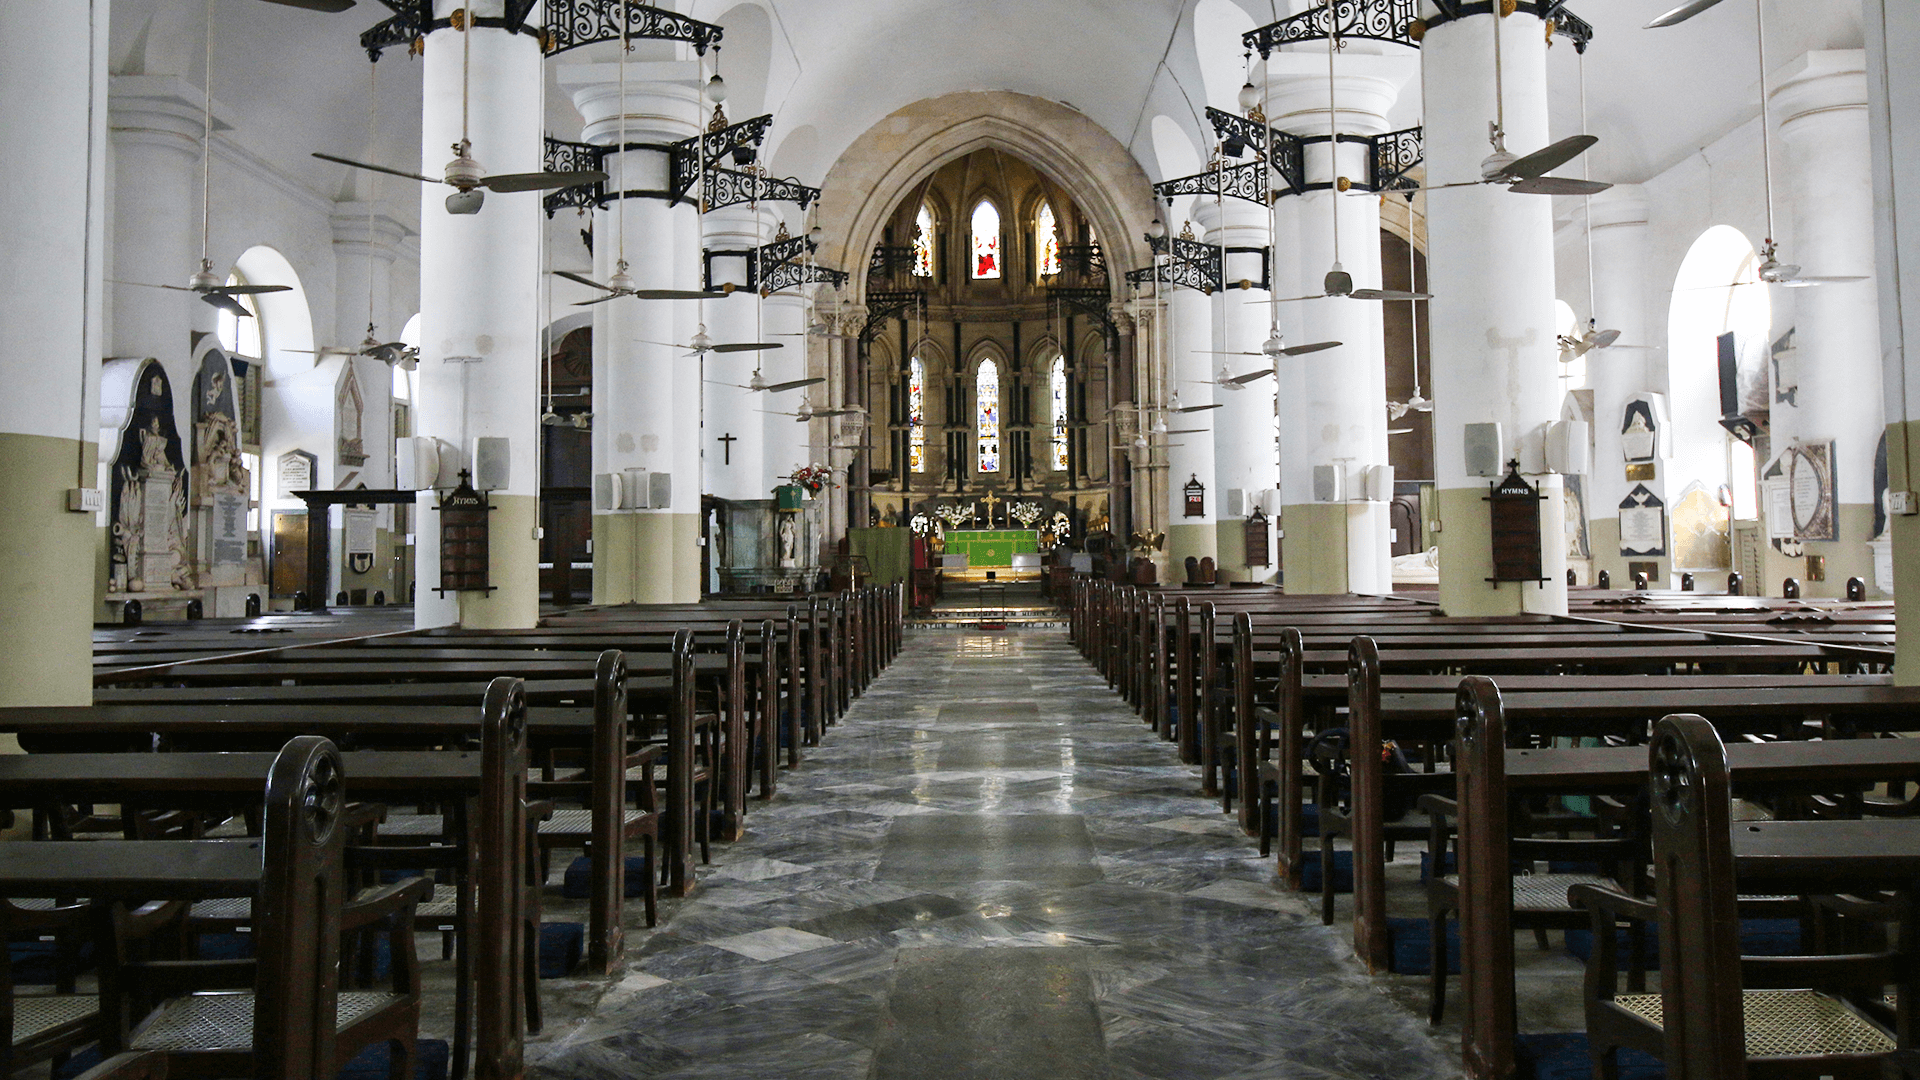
812, 91, 1158, 305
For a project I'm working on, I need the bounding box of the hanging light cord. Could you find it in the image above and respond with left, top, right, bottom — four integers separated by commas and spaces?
366, 60, 379, 337
1754, 0, 1777, 248
199, 0, 215, 269
616, 1, 628, 274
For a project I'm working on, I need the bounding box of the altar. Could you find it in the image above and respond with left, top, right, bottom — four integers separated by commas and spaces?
942, 529, 1040, 579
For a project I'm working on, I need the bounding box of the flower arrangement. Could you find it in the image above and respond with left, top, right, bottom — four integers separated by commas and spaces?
787, 463, 833, 494
934, 503, 976, 528
1010, 501, 1043, 528
909, 513, 933, 535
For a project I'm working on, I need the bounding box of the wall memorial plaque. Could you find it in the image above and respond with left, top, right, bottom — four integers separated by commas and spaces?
1618, 483, 1667, 557
345, 507, 377, 575
211, 492, 248, 566
1183, 474, 1205, 518
278, 450, 315, 498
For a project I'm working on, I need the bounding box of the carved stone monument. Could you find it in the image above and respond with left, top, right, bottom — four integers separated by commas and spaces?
107, 360, 191, 593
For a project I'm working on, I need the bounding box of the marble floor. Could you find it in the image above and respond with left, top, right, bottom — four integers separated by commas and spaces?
524, 627, 1463, 1080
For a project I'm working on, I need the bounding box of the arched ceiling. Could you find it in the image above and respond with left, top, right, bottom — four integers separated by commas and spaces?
116, 0, 1866, 254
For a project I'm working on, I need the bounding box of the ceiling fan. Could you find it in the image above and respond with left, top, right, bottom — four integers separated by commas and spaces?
714, 371, 824, 393
540, 409, 591, 430
761, 397, 864, 422
1388, 395, 1432, 421
117, 3, 290, 318
1186, 365, 1271, 391
289, 328, 419, 368
1198, 333, 1342, 358
252, 0, 356, 10
631, 322, 783, 356
1169, 392, 1223, 414
312, 9, 603, 213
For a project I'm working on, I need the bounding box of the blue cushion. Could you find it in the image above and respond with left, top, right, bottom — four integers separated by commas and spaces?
1385, 916, 1460, 976
538, 922, 583, 979
1298, 849, 1352, 893
7, 939, 93, 986
1564, 918, 1802, 969
1515, 1032, 1664, 1080
560, 855, 653, 900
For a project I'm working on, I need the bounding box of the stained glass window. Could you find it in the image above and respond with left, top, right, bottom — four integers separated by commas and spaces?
971, 201, 1000, 280
1049, 354, 1068, 471
976, 358, 1000, 473
1036, 203, 1061, 277
908, 355, 926, 473
912, 204, 934, 278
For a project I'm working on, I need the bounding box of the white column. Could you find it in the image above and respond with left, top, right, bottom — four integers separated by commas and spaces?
412, 2, 544, 628
1865, 0, 1920, 677
109, 77, 208, 440
761, 287, 813, 493
1211, 199, 1278, 583
558, 60, 703, 604
0, 0, 106, 705
1772, 51, 1884, 598
1164, 266, 1218, 580
700, 205, 777, 501
1423, 5, 1567, 615
1582, 185, 1655, 587
1268, 55, 1412, 594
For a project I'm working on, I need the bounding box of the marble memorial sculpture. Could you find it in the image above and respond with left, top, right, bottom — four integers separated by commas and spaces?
108, 361, 191, 593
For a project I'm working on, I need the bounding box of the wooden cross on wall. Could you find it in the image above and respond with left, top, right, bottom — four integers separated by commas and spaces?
718, 433, 737, 465
979, 490, 1003, 527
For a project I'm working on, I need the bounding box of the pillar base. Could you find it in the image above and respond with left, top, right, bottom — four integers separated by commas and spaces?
0, 433, 98, 706
593, 512, 701, 604
456, 493, 540, 630
1165, 522, 1218, 584
1434, 482, 1568, 616
1280, 502, 1393, 594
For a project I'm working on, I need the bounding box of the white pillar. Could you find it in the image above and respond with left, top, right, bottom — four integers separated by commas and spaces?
1865, 0, 1920, 677
1212, 199, 1278, 583
0, 0, 106, 705
1422, 5, 1567, 615
109, 77, 208, 440
700, 205, 777, 501
558, 60, 703, 604
760, 287, 813, 493
1268, 55, 1412, 594
1582, 185, 1655, 587
412, 2, 544, 628
1164, 266, 1217, 580
1772, 51, 1884, 598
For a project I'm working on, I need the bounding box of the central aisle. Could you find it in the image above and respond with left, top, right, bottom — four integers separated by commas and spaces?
528, 628, 1458, 1080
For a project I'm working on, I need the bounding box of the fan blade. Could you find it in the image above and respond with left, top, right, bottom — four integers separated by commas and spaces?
1507, 176, 1613, 196
256, 0, 356, 10
1165, 428, 1208, 435
1591, 328, 1622, 350
1388, 428, 1414, 435
209, 284, 291, 296
628, 289, 719, 300
1226, 370, 1275, 385
481, 169, 609, 193
1781, 275, 1870, 287
710, 342, 783, 353
553, 270, 614, 292
1646, 0, 1727, 27
111, 280, 195, 292
1506, 134, 1598, 180
1174, 403, 1224, 413
199, 292, 252, 317
1278, 340, 1342, 356
572, 293, 627, 307
311, 152, 441, 186
1196, 350, 1266, 357
1348, 288, 1433, 301
1267, 294, 1330, 304
763, 377, 824, 393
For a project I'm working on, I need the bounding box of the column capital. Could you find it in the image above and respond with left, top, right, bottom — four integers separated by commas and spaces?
1585, 184, 1649, 230
1258, 53, 1417, 138
556, 60, 701, 146
1108, 303, 1135, 336
330, 202, 413, 256
109, 74, 218, 155
1770, 49, 1868, 126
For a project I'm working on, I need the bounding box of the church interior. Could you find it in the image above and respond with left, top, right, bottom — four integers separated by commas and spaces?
8, 0, 1920, 1077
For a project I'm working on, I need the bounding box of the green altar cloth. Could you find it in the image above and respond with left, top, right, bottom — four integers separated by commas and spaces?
943, 529, 1039, 568
846, 527, 911, 585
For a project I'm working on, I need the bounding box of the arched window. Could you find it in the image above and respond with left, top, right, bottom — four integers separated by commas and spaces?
1670, 225, 1772, 522
908, 355, 926, 472
1036, 202, 1061, 277
976, 358, 1001, 472
912, 205, 935, 278
215, 270, 263, 358
1049, 354, 1068, 471
971, 201, 1001, 280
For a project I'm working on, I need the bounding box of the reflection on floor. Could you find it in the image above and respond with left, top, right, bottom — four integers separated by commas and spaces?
524, 628, 1460, 1080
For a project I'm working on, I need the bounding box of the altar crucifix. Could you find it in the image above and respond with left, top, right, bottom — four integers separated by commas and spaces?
718, 433, 737, 465
979, 490, 1003, 527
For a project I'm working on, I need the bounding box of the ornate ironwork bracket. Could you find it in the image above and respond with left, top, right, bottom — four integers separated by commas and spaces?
862, 290, 925, 343
1245, 0, 1418, 55
702, 235, 848, 294
1053, 244, 1107, 282
868, 246, 917, 283
763, 259, 848, 295
704, 167, 821, 213
1126, 236, 1224, 294
1422, 1, 1593, 52
1207, 107, 1269, 159
1047, 287, 1120, 338
1196, 113, 1421, 198
1222, 246, 1272, 292
1152, 161, 1269, 207
363, 0, 722, 63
